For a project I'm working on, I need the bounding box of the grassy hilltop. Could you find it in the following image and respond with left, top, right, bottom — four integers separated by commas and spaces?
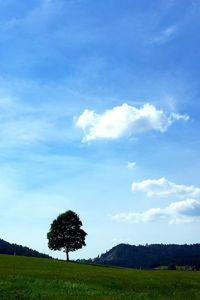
0, 254, 200, 300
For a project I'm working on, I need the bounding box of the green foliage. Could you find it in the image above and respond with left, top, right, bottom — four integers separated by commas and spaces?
47, 210, 87, 260
1, 254, 200, 299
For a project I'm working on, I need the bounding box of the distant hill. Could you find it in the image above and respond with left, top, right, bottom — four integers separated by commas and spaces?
87, 243, 200, 269
0, 238, 51, 259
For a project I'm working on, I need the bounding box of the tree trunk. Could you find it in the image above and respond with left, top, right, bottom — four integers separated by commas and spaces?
65, 247, 69, 261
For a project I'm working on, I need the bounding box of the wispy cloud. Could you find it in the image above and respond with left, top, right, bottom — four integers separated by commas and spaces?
0, 79, 84, 148
112, 199, 200, 224
149, 25, 177, 44
127, 161, 136, 169
76, 103, 189, 142
132, 177, 200, 198
0, 0, 56, 31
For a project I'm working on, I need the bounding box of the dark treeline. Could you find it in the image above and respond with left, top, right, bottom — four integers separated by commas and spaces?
83, 243, 200, 269
0, 239, 51, 259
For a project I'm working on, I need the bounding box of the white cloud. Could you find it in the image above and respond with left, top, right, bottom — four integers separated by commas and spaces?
149, 25, 177, 44
127, 161, 136, 169
132, 177, 200, 198
112, 199, 200, 224
75, 103, 189, 142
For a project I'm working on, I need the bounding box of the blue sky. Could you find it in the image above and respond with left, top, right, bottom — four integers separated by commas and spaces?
0, 0, 200, 259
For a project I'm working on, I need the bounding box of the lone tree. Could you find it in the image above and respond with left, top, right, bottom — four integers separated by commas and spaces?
47, 210, 87, 261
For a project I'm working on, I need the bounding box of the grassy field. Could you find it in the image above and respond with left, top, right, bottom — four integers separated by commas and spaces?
0, 254, 200, 299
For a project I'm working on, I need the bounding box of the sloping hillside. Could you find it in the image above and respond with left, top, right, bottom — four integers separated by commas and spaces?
0, 254, 200, 299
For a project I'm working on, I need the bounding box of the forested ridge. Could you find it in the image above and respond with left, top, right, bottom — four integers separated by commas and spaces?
0, 239, 50, 259
85, 243, 200, 269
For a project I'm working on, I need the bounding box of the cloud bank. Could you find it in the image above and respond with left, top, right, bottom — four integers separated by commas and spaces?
76, 103, 189, 142
113, 177, 200, 224
132, 177, 200, 198
112, 199, 200, 224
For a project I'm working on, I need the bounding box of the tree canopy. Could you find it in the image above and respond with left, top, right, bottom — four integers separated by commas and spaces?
47, 210, 87, 261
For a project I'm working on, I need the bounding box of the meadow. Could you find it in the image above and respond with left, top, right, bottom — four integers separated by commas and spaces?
0, 254, 200, 300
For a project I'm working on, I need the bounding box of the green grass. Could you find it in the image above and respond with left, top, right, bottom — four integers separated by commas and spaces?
0, 254, 200, 299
